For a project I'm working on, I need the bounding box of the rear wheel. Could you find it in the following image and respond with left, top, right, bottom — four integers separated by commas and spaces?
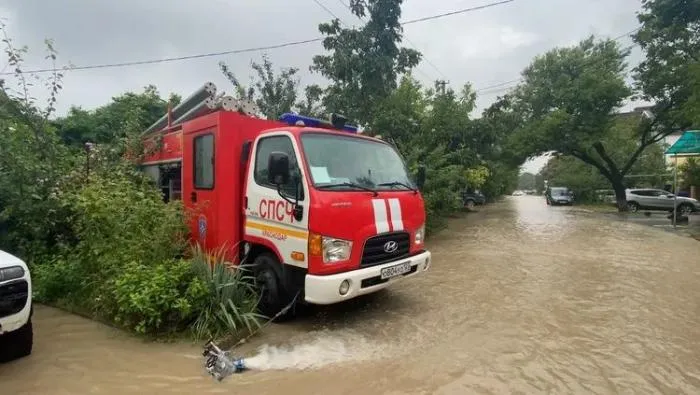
252, 253, 297, 321
627, 201, 639, 212
0, 318, 33, 363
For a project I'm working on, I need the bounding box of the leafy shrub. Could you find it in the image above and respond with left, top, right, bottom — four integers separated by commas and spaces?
108, 259, 209, 335
31, 258, 86, 304
33, 164, 189, 310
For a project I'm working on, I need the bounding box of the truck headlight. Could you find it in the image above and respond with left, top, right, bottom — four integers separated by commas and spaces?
322, 237, 352, 263
414, 224, 425, 245
0, 265, 25, 282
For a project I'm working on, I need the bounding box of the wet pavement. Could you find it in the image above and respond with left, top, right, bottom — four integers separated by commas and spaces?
2, 195, 700, 394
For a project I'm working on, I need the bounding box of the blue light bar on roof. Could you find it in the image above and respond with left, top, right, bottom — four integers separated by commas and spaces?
279, 113, 358, 133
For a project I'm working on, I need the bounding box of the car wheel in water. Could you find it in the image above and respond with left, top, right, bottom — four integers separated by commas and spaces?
627, 201, 639, 212
465, 199, 475, 211
678, 203, 693, 216
0, 318, 33, 363
252, 253, 296, 321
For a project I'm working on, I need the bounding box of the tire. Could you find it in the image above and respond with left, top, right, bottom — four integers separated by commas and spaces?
678, 203, 694, 216
252, 253, 297, 321
0, 318, 33, 363
464, 199, 476, 210
627, 201, 639, 212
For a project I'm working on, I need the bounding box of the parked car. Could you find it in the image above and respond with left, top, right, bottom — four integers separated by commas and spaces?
462, 189, 486, 210
625, 188, 699, 215
0, 249, 33, 363
545, 186, 574, 205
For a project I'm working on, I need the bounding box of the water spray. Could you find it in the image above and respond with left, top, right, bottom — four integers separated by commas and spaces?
201, 291, 300, 382
203, 340, 247, 381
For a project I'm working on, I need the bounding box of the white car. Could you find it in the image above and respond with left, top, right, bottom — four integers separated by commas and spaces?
0, 249, 33, 362
625, 188, 700, 215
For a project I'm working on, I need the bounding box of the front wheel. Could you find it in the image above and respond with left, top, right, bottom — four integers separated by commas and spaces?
252, 253, 297, 321
0, 318, 33, 363
627, 201, 639, 212
678, 203, 694, 216
464, 199, 476, 211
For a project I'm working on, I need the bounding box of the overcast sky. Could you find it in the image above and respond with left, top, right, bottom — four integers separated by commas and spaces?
1, 0, 646, 172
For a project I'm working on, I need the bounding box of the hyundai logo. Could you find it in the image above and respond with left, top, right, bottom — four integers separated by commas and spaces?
383, 240, 399, 253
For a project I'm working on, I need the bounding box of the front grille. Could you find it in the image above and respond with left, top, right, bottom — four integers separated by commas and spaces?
360, 232, 410, 267
0, 280, 29, 318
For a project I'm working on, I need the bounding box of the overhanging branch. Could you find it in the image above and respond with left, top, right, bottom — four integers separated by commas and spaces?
570, 149, 613, 180
592, 142, 620, 177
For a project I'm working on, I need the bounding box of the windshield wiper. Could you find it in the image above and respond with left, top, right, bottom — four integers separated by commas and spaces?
377, 181, 417, 194
317, 182, 378, 196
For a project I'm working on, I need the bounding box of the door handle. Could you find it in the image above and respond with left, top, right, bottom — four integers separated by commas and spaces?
190, 191, 197, 202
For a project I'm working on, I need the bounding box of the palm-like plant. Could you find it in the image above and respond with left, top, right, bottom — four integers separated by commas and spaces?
189, 244, 264, 341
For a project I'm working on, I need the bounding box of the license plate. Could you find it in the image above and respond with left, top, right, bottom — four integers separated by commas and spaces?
380, 262, 411, 280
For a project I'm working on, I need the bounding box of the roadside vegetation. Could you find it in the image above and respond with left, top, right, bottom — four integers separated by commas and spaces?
1, 0, 698, 338
501, 0, 700, 211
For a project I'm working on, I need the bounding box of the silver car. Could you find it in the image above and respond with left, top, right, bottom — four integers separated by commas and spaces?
625, 188, 700, 215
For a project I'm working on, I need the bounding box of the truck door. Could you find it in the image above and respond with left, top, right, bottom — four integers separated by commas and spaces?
184, 130, 218, 250
245, 133, 309, 268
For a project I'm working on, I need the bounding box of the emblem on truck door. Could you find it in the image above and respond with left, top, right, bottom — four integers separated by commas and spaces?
383, 241, 398, 253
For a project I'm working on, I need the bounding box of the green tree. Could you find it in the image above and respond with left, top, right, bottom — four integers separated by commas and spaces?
679, 157, 700, 191
220, 55, 325, 119
633, 0, 700, 129
311, 0, 421, 125
0, 23, 75, 259
538, 116, 670, 202
507, 37, 669, 211
54, 85, 180, 146
295, 84, 325, 118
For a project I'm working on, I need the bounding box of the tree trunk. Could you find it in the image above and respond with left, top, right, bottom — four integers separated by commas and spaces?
612, 178, 628, 212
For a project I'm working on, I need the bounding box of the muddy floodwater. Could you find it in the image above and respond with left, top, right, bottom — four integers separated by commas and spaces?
2, 196, 700, 394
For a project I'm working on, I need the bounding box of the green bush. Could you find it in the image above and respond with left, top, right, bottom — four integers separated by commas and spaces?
109, 259, 209, 335
32, 163, 189, 309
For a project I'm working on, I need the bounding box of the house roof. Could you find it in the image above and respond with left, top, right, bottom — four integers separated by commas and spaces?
665, 130, 700, 156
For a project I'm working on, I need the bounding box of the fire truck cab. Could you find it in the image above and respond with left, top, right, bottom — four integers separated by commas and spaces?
141, 83, 431, 317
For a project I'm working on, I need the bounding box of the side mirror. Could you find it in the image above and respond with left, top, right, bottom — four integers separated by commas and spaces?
267, 152, 290, 185
416, 165, 426, 190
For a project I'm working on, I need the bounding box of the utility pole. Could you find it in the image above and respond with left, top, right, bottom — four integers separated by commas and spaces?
435, 80, 448, 94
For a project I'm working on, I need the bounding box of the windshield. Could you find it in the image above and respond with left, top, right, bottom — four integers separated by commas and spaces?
300, 132, 414, 191
550, 188, 569, 196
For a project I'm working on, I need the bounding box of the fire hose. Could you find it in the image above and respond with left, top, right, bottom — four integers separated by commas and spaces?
202, 291, 301, 381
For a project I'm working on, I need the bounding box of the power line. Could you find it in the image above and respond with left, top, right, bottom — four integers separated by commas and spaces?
475, 28, 642, 95
402, 0, 515, 25
312, 0, 345, 22
0, 0, 515, 76
0, 38, 323, 75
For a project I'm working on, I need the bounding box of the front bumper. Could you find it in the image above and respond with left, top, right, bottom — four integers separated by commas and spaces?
0, 279, 32, 335
304, 250, 431, 305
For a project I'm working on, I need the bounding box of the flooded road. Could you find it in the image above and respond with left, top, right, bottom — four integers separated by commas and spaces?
3, 196, 700, 394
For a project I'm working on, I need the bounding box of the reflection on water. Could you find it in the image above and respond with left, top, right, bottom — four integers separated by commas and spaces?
2, 195, 700, 394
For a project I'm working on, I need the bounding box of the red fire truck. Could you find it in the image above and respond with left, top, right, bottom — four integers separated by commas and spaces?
140, 83, 431, 316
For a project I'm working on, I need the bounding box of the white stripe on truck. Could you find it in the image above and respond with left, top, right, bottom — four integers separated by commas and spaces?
372, 199, 390, 233
388, 198, 404, 231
